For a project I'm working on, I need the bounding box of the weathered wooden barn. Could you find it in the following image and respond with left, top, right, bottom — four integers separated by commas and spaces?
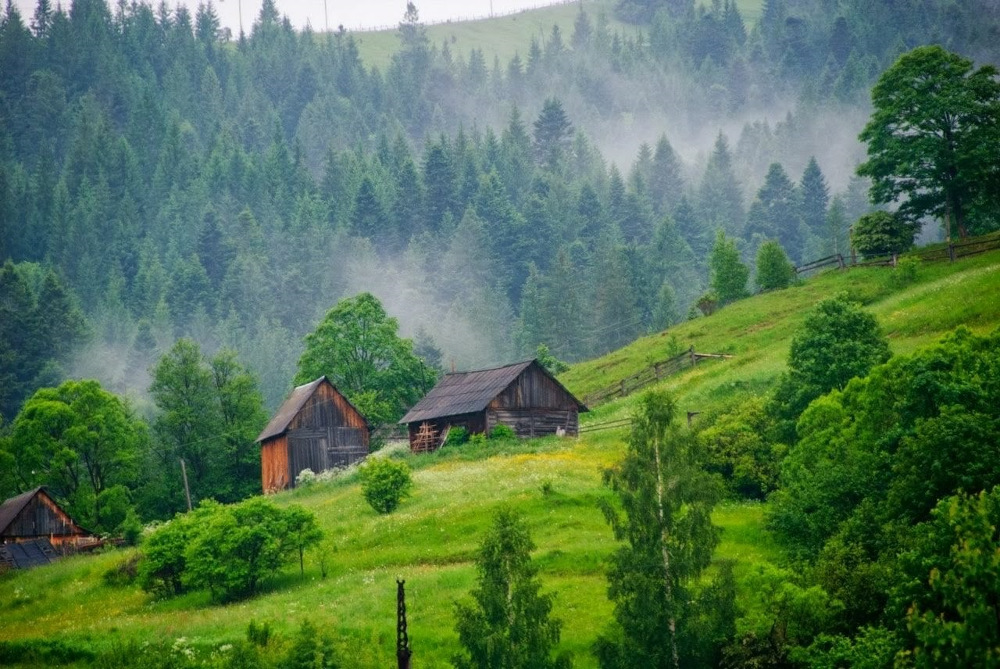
399, 359, 587, 452
0, 487, 94, 569
257, 376, 371, 493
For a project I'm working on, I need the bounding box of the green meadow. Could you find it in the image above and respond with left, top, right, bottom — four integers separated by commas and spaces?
349, 0, 763, 70
2, 248, 999, 667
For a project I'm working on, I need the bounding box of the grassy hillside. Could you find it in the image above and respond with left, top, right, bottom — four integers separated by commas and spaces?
351, 0, 763, 70
2, 249, 998, 667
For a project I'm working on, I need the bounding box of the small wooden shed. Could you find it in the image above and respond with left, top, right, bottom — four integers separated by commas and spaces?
0, 487, 93, 564
257, 376, 371, 493
399, 359, 587, 452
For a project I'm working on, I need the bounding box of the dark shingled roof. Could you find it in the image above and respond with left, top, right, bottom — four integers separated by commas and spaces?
256, 376, 369, 442
399, 359, 586, 425
0, 538, 57, 569
0, 487, 44, 536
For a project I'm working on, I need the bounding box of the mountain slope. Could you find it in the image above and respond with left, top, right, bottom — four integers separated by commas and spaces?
2, 248, 999, 667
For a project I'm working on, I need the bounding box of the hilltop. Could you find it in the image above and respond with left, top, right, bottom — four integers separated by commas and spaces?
351, 0, 763, 69
2, 247, 999, 667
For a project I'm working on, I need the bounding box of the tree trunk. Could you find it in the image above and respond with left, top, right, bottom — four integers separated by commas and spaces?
653, 436, 680, 669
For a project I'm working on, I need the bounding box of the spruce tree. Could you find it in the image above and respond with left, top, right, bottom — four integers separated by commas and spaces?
709, 230, 749, 305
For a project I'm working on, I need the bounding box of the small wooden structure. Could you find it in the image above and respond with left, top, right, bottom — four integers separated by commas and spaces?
0, 487, 95, 569
399, 359, 587, 453
257, 377, 371, 493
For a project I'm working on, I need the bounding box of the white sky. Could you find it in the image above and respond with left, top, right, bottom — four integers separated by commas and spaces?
16, 0, 566, 34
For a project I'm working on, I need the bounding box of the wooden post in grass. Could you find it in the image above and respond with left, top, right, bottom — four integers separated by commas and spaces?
397, 579, 411, 669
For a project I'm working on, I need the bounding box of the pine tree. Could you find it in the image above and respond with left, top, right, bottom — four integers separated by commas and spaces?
650, 135, 685, 215
423, 140, 455, 231
745, 162, 803, 262
698, 133, 744, 236
799, 157, 829, 240
533, 98, 573, 170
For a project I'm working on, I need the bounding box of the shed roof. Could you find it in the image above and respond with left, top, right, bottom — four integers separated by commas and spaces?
399, 359, 586, 424
256, 376, 369, 442
0, 487, 44, 536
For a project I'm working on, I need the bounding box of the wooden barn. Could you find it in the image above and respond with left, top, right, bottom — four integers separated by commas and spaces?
0, 487, 95, 569
399, 359, 587, 453
257, 376, 371, 493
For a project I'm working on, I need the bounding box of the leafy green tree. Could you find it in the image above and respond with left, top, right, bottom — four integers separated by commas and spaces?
699, 396, 783, 500
769, 293, 890, 440
595, 391, 721, 669
899, 487, 1000, 668
358, 457, 413, 514
851, 210, 919, 258
755, 240, 795, 292
210, 350, 267, 501
857, 46, 1000, 238
295, 293, 436, 426
709, 230, 749, 305
284, 504, 324, 576
453, 507, 571, 669
5, 379, 147, 531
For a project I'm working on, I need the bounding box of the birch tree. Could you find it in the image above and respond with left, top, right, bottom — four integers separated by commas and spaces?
595, 390, 722, 669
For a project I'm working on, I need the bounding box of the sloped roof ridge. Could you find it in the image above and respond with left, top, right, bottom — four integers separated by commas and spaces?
0, 487, 45, 535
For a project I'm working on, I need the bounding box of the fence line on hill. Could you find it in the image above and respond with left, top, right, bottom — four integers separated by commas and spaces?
582, 347, 732, 408
348, 0, 577, 34
794, 232, 1000, 277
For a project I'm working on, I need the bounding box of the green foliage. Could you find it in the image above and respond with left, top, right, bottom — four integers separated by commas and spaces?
857, 46, 1000, 238
246, 620, 272, 648
469, 432, 488, 447
535, 343, 569, 375
891, 256, 921, 288
698, 396, 784, 500
769, 292, 891, 440
147, 340, 266, 517
285, 620, 339, 669
3, 379, 147, 532
595, 390, 723, 667
295, 293, 436, 426
444, 426, 470, 447
139, 499, 321, 602
488, 424, 517, 441
709, 231, 749, 305
103, 553, 142, 587
452, 507, 571, 669
852, 211, 920, 258
898, 487, 1000, 667
358, 457, 413, 514
754, 240, 795, 292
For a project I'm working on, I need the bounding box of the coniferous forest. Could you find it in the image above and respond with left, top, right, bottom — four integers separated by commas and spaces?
2, 0, 1000, 664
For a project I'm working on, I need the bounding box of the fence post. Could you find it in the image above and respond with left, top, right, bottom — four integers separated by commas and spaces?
654, 362, 662, 380
948, 243, 955, 262
689, 346, 696, 367
837, 253, 845, 269
620, 379, 626, 397
892, 253, 898, 268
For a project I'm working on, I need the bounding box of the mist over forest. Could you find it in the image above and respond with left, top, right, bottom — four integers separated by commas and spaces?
1, 0, 999, 417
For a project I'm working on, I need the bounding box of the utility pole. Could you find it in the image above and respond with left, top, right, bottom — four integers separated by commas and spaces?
397, 580, 411, 669
179, 458, 193, 512
324, 0, 328, 33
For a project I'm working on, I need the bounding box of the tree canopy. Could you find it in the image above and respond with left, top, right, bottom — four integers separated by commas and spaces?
857, 46, 1000, 238
295, 293, 436, 426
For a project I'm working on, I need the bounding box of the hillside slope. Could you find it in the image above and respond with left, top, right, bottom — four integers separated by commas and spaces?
2, 249, 999, 668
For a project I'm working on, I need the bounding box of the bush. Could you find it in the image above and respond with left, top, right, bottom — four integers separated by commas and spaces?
359, 458, 413, 514
119, 508, 143, 546
246, 620, 271, 648
852, 211, 919, 258
698, 396, 784, 500
468, 433, 487, 447
488, 424, 516, 441
286, 621, 339, 669
444, 426, 469, 447
890, 256, 920, 287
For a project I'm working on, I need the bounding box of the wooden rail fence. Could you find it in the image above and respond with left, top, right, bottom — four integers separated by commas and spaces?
582, 347, 732, 408
795, 233, 1000, 276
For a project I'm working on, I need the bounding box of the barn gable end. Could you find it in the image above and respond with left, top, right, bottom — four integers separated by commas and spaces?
257, 377, 371, 493
0, 487, 91, 549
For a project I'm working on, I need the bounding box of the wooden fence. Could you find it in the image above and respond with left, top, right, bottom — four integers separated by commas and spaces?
795, 232, 1000, 276
582, 347, 732, 408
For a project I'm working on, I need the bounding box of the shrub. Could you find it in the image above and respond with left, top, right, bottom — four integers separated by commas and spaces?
286, 620, 339, 669
891, 256, 920, 287
444, 426, 469, 447
488, 424, 516, 441
359, 457, 413, 514
138, 510, 201, 596
119, 508, 143, 547
852, 211, 919, 258
246, 620, 272, 648
468, 433, 487, 447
